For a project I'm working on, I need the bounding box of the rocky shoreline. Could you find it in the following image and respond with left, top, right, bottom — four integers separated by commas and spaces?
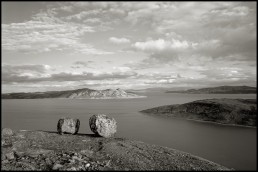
141, 98, 257, 127
165, 86, 256, 94
2, 129, 231, 171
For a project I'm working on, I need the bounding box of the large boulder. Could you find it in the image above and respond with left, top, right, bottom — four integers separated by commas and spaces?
57, 118, 80, 135
2, 128, 13, 136
89, 114, 117, 138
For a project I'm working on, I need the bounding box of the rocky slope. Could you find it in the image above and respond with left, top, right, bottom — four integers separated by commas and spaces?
2, 129, 231, 171
166, 86, 256, 94
141, 99, 257, 127
2, 88, 145, 99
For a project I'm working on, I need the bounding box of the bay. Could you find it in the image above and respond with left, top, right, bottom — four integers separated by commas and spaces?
2, 92, 256, 170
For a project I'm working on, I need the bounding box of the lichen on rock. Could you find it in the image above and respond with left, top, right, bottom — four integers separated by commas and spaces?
2, 128, 14, 136
57, 118, 80, 135
89, 114, 117, 138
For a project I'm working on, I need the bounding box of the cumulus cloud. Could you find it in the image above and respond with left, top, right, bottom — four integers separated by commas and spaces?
128, 38, 196, 68
113, 66, 131, 72
2, 2, 256, 92
133, 38, 190, 52
7, 2, 253, 58
120, 2, 255, 63
109, 37, 131, 44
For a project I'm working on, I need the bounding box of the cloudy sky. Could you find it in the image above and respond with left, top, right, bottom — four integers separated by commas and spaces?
2, 1, 257, 93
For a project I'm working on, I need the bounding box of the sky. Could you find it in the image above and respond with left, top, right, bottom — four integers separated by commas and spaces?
2, 1, 257, 93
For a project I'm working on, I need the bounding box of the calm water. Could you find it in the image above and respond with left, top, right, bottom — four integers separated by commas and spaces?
2, 92, 257, 170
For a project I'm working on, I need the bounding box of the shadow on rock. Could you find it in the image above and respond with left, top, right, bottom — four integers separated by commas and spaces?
38, 130, 101, 138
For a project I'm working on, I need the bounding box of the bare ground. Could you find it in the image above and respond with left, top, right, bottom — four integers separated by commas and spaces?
1, 129, 232, 171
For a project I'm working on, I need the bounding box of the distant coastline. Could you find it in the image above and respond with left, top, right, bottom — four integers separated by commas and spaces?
1, 88, 145, 99
165, 86, 256, 94
55, 96, 147, 99
185, 118, 257, 128
145, 113, 257, 129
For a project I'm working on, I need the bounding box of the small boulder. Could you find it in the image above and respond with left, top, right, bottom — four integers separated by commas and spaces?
80, 149, 94, 157
57, 118, 80, 135
2, 128, 13, 136
1, 140, 5, 146
13, 151, 25, 158
52, 163, 63, 170
5, 152, 15, 160
2, 153, 6, 160
89, 114, 117, 138
67, 167, 77, 171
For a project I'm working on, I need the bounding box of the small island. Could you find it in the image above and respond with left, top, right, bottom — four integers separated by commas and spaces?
140, 98, 257, 127
1, 88, 146, 99
2, 129, 230, 171
166, 86, 256, 94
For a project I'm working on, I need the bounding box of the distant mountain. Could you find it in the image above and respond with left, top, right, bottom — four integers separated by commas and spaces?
141, 98, 257, 127
166, 86, 256, 94
126, 87, 170, 93
2, 88, 146, 99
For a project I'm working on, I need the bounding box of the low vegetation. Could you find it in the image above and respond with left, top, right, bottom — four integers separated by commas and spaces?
141, 98, 257, 127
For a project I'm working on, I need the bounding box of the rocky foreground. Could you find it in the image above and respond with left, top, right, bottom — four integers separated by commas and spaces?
1, 129, 231, 171
141, 98, 257, 127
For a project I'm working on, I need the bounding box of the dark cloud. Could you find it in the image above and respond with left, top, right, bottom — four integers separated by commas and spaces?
124, 51, 179, 70
71, 61, 94, 68
50, 71, 137, 81
2, 64, 49, 73
2, 64, 138, 84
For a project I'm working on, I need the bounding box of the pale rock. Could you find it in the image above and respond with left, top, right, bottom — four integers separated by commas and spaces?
57, 118, 80, 134
52, 163, 63, 170
2, 153, 6, 160
68, 167, 77, 171
80, 149, 94, 156
2, 128, 13, 136
5, 152, 15, 160
89, 114, 117, 138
